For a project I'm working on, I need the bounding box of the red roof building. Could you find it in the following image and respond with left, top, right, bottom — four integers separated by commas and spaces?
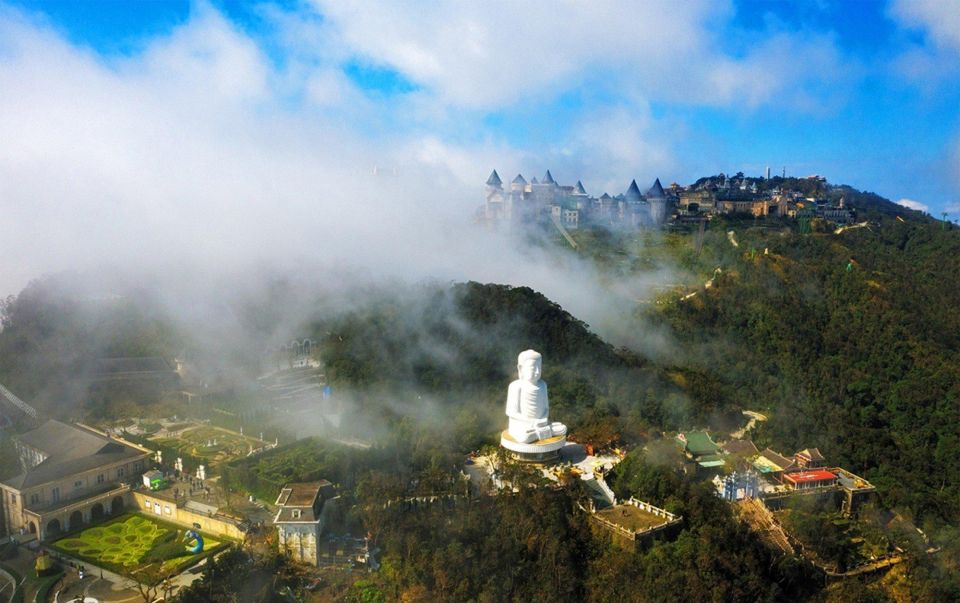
782, 470, 837, 490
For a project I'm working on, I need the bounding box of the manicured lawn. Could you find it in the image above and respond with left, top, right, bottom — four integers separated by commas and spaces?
51, 514, 227, 582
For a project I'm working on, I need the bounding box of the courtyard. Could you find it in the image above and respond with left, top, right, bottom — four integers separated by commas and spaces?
51, 513, 227, 582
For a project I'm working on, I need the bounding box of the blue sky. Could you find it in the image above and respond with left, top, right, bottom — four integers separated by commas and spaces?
4, 0, 959, 212
1, 0, 960, 294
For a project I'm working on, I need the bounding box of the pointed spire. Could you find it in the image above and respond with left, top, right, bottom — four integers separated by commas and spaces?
512, 174, 527, 185
531, 177, 539, 184
646, 178, 666, 198
486, 170, 502, 187
575, 180, 587, 195
542, 170, 556, 185
626, 179, 642, 200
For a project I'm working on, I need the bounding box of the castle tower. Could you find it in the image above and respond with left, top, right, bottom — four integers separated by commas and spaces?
486, 169, 503, 191
483, 169, 505, 223
646, 178, 669, 226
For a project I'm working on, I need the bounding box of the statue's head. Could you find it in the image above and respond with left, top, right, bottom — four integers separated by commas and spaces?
517, 349, 542, 383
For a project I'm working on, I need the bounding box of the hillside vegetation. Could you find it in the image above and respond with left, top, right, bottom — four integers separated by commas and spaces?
1, 184, 958, 600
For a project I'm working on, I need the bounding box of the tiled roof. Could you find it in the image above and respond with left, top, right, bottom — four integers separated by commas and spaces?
274, 481, 335, 524
646, 178, 666, 198
3, 421, 147, 490
486, 170, 502, 187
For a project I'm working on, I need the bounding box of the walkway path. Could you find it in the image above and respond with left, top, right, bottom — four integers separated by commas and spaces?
731, 410, 767, 440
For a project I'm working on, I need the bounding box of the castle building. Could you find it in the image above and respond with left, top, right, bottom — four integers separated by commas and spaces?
482, 170, 675, 230
0, 420, 151, 540
274, 481, 339, 566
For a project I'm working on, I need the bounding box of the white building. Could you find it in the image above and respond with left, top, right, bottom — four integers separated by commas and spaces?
274, 481, 339, 566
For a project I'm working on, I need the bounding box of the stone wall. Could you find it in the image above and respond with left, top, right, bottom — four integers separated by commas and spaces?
278, 523, 319, 565
132, 491, 245, 540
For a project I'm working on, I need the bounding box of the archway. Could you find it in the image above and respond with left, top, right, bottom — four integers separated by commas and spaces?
28, 521, 37, 535
91, 503, 104, 521
69, 510, 83, 530
46, 518, 61, 537
111, 496, 124, 514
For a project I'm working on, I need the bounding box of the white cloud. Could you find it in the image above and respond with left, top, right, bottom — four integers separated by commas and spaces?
0, 3, 686, 348
896, 198, 929, 213
310, 0, 855, 111
890, 0, 960, 51
888, 0, 960, 87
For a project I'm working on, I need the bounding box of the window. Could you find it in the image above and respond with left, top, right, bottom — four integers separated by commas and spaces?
30, 493, 39, 505
74, 480, 83, 489
164, 505, 171, 515
10, 494, 16, 505
134, 462, 142, 472
51, 487, 60, 503
292, 509, 301, 519
144, 499, 152, 509
118, 467, 125, 478
97, 474, 104, 485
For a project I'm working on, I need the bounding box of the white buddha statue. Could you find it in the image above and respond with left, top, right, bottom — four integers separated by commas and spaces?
505, 350, 567, 443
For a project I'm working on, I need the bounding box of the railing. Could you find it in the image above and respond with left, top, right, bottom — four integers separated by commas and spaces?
0, 382, 37, 419
24, 484, 129, 515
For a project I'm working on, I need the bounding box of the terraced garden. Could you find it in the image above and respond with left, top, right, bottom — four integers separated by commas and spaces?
151, 425, 266, 465
51, 514, 226, 581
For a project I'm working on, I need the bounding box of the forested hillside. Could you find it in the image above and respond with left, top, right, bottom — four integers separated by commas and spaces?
656, 202, 960, 524
1, 184, 958, 600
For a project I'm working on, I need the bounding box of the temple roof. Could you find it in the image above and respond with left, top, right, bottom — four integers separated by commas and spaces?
626, 179, 643, 200
646, 178, 666, 198
677, 430, 720, 457
486, 170, 502, 187
575, 180, 587, 195
795, 447, 825, 462
723, 439, 759, 456
759, 448, 796, 471
542, 170, 556, 185
512, 174, 527, 185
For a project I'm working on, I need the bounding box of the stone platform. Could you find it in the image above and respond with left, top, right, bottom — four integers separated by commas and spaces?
500, 430, 565, 463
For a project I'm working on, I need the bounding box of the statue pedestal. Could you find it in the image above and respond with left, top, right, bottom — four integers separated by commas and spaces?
500, 430, 565, 464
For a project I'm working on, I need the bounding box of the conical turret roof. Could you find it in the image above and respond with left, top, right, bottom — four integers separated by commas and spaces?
512, 174, 527, 185
531, 177, 539, 184
626, 179, 643, 200
486, 170, 502, 187
542, 170, 556, 185
646, 178, 666, 198
575, 180, 587, 195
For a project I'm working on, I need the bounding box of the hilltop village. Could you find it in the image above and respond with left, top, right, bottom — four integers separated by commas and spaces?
480, 169, 857, 231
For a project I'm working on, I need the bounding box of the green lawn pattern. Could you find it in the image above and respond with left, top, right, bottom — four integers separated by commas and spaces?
52, 514, 223, 578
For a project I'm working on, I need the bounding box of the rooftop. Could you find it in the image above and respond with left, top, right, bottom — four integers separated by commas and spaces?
783, 470, 836, 484
677, 430, 720, 457
722, 440, 759, 456
795, 448, 825, 462
3, 421, 149, 490
274, 480, 336, 524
